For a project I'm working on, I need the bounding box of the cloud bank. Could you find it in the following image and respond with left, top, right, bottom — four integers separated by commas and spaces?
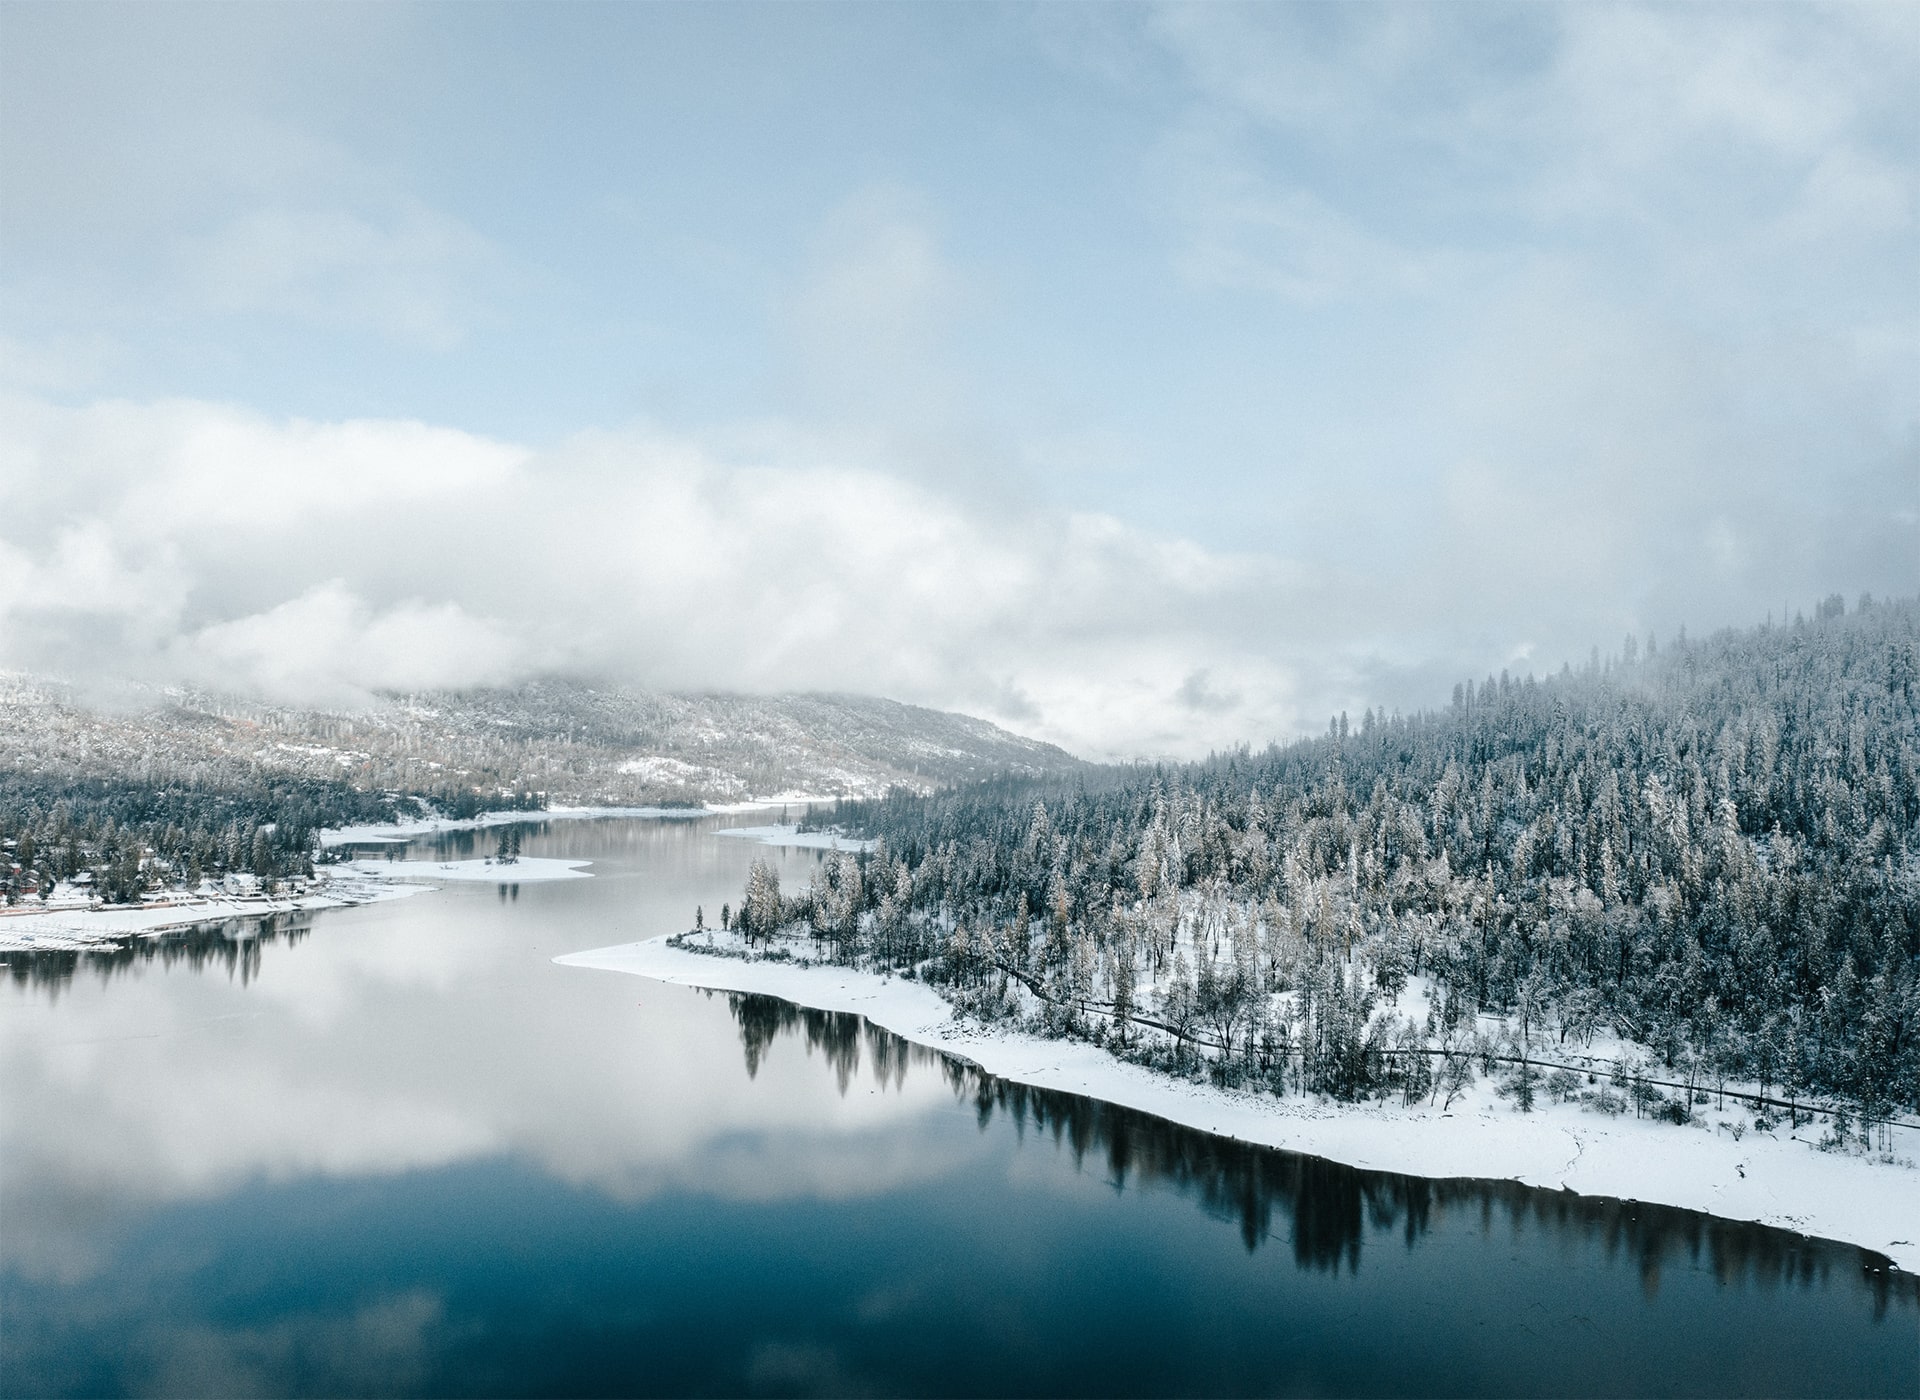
0, 393, 1296, 756
1, 388, 1911, 761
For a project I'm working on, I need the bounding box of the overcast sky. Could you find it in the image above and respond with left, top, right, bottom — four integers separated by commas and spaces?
2, 3, 1914, 758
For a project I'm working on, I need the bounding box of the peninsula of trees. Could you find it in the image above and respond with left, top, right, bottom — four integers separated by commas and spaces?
715, 596, 1919, 1136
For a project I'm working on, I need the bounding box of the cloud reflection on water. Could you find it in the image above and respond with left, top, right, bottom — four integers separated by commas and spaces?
0, 841, 982, 1283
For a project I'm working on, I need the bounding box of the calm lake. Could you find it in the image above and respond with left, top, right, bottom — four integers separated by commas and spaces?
3, 814, 1913, 1398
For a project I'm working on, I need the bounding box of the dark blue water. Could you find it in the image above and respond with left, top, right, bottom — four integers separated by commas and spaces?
3, 816, 1912, 1397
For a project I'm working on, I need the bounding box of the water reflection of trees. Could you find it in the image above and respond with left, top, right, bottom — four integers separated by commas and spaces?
723, 993, 1915, 1314
3, 913, 313, 998
421, 822, 550, 861
727, 992, 911, 1095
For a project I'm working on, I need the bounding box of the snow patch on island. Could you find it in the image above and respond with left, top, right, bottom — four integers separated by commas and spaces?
714, 824, 876, 852
340, 857, 591, 884
317, 805, 701, 847
0, 855, 592, 953
558, 934, 1920, 1274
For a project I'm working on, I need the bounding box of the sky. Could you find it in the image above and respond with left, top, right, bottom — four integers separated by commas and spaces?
1, 2, 1915, 759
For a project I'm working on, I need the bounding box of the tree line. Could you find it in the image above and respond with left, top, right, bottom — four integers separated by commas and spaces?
0, 771, 539, 903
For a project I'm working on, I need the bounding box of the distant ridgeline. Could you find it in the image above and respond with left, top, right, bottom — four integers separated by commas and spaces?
0, 670, 1084, 905
0, 772, 539, 904
736, 596, 1919, 1122
0, 676, 1080, 812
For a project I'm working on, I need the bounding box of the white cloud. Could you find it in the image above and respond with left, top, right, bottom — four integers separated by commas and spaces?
1, 384, 1912, 759
780, 187, 973, 440
0, 394, 1325, 757
1145, 3, 1917, 303
1161, 132, 1451, 303
181, 583, 524, 704
182, 203, 500, 349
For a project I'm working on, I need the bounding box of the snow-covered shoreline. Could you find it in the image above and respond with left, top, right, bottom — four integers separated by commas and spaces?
0, 857, 590, 953
4, 797, 845, 953
558, 934, 1920, 1273
0, 869, 432, 953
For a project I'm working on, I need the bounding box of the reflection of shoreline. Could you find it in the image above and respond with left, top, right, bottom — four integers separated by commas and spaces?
562, 936, 1920, 1275
4, 910, 317, 992
723, 990, 1916, 1310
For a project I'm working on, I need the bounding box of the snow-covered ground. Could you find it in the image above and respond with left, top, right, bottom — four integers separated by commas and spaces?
337, 856, 591, 884
700, 794, 845, 815
0, 869, 429, 953
0, 856, 589, 953
558, 934, 1920, 1273
316, 805, 701, 847
714, 823, 876, 852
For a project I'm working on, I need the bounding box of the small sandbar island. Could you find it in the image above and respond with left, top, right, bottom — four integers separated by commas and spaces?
337, 855, 591, 884
560, 930, 1919, 1275
714, 822, 877, 852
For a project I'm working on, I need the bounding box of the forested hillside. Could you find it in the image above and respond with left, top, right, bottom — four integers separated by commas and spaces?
0, 772, 428, 903
728, 596, 1920, 1127
0, 675, 1077, 905
0, 675, 1079, 809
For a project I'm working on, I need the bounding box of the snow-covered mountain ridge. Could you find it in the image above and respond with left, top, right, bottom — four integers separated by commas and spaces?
0, 674, 1082, 806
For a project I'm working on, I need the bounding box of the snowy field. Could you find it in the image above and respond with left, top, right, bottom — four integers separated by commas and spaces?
559, 934, 1920, 1273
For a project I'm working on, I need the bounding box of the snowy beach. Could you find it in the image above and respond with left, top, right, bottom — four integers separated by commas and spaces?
559, 933, 1920, 1274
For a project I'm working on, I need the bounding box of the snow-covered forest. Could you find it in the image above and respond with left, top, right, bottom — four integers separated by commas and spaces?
0, 676, 1079, 810
0, 770, 426, 902
718, 596, 1919, 1133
